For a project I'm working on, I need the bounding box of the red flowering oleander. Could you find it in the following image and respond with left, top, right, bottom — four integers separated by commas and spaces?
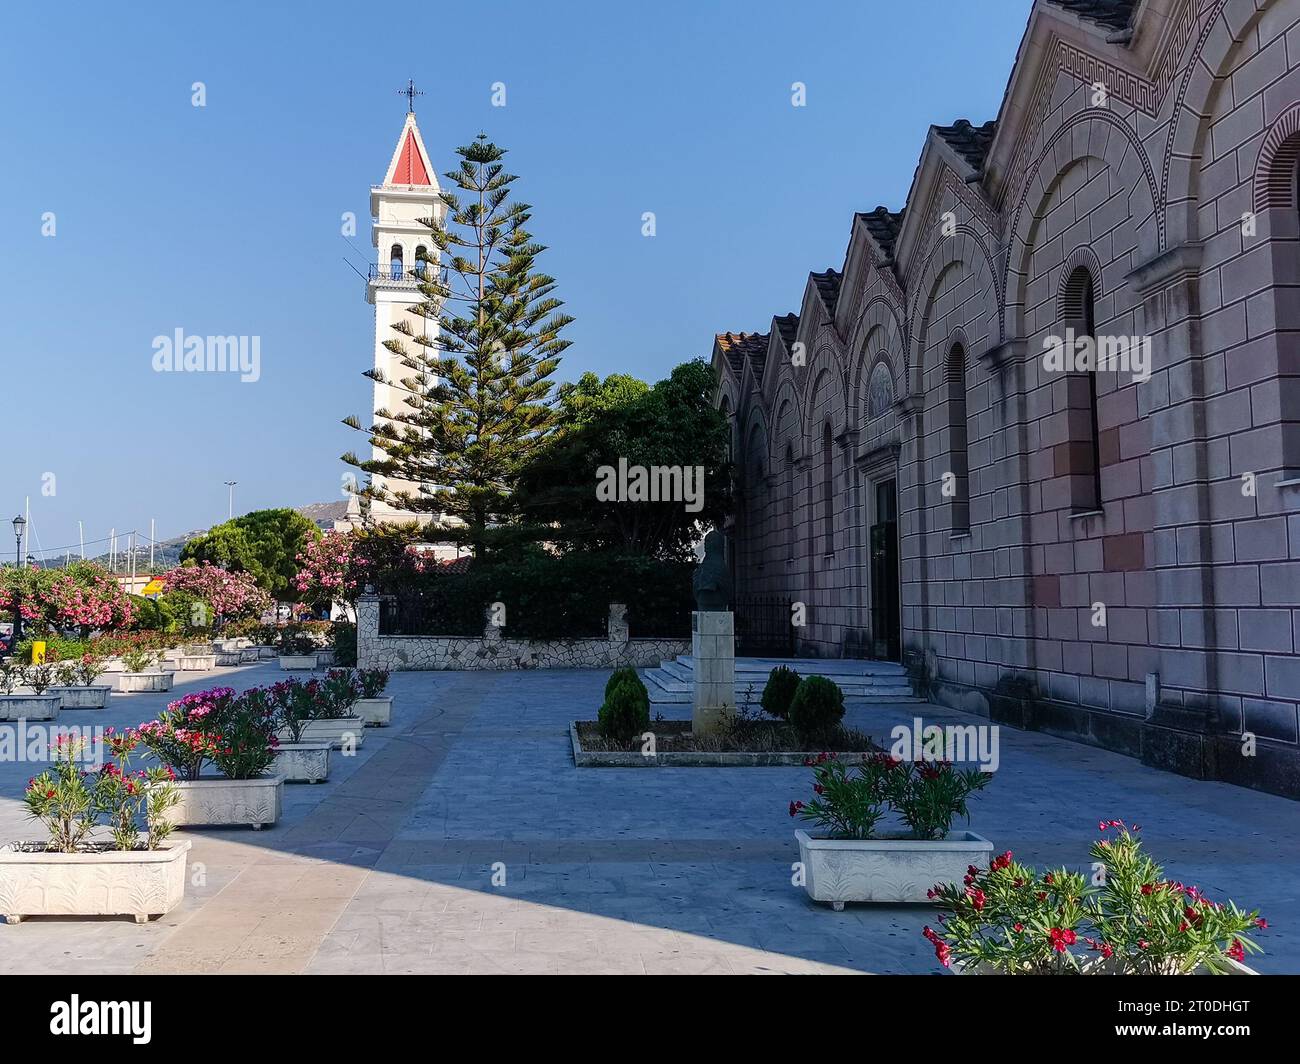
922, 823, 1268, 975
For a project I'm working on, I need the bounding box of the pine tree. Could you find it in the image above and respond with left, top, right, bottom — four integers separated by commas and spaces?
343, 135, 572, 554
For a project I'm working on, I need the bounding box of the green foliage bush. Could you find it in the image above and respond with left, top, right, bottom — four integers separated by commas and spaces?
760, 665, 800, 720
788, 676, 846, 739
331, 622, 358, 667
597, 676, 650, 742
605, 667, 645, 700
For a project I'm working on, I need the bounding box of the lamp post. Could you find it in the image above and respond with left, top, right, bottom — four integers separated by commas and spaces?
11, 514, 26, 648
224, 481, 237, 520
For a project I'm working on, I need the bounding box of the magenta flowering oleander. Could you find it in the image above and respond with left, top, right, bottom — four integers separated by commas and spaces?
135, 685, 277, 781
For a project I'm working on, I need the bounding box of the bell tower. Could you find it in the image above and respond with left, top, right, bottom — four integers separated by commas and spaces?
349, 98, 445, 525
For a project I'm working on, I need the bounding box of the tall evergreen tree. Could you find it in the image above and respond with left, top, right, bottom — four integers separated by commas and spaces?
343, 135, 572, 554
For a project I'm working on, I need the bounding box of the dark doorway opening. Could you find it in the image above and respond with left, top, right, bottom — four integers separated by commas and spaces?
870, 478, 901, 661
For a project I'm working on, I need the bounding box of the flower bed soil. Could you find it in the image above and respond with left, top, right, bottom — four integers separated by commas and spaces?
571, 719, 878, 767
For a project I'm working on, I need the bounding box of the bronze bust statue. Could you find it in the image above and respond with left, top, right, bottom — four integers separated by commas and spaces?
692, 528, 733, 611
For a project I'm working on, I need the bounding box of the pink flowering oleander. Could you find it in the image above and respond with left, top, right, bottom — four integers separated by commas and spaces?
159, 563, 272, 620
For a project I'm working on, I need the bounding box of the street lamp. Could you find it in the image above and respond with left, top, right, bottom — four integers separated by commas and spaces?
11, 514, 26, 648
224, 481, 237, 520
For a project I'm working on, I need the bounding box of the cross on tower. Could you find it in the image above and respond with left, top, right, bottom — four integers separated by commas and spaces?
397, 78, 424, 113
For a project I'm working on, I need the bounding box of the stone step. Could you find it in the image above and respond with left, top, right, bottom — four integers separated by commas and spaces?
675, 654, 907, 678
640, 667, 921, 704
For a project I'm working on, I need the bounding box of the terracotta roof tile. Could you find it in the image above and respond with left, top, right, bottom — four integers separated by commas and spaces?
933, 119, 997, 170
1043, 0, 1136, 31
856, 206, 905, 261
716, 331, 768, 378
773, 313, 800, 351
810, 268, 842, 316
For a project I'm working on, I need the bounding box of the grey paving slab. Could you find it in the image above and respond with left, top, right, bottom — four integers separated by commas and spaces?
0, 664, 1297, 974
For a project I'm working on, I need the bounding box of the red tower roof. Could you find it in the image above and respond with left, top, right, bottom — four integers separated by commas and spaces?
392, 128, 432, 185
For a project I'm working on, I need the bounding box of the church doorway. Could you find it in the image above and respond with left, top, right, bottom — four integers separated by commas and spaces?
870, 478, 901, 661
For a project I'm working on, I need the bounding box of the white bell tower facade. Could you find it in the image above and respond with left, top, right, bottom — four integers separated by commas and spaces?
346, 107, 446, 527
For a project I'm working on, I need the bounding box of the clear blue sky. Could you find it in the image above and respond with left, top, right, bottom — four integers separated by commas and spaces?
0, 0, 1031, 557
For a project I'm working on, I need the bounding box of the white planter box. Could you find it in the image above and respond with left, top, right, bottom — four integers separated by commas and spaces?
795, 829, 993, 907
239, 647, 262, 664
356, 696, 392, 727
117, 672, 174, 693
101, 658, 126, 674
957, 955, 1258, 975
214, 652, 241, 666
256, 646, 278, 660
273, 741, 331, 783
48, 685, 112, 709
215, 639, 243, 653
315, 650, 336, 667
279, 717, 366, 749
168, 776, 283, 829
179, 654, 217, 671
0, 841, 191, 924
279, 655, 317, 671
0, 694, 61, 721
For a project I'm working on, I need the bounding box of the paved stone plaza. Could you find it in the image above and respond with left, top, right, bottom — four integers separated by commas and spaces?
0, 663, 1295, 974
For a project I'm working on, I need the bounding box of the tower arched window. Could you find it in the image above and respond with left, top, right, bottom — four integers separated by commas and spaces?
1061, 266, 1101, 513
415, 244, 429, 279
947, 345, 970, 533
821, 423, 834, 555
390, 244, 404, 279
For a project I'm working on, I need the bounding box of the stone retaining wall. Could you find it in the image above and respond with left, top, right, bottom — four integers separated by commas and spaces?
356, 596, 688, 671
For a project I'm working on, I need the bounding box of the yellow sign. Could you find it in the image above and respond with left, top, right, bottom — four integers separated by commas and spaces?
32, 641, 46, 664
142, 578, 165, 596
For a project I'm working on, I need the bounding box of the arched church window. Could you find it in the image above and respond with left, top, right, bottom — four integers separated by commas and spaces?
822, 423, 834, 555
867, 361, 895, 420
947, 345, 970, 533
415, 245, 429, 279
1060, 266, 1101, 513
390, 244, 404, 278
786, 445, 797, 562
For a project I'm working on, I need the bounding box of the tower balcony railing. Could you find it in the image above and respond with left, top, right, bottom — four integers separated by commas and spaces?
368, 263, 448, 288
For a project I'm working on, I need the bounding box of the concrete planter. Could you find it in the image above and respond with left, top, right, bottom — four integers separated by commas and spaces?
239, 647, 262, 663
279, 717, 366, 749
0, 841, 191, 924
214, 652, 242, 666
179, 654, 217, 671
0, 694, 61, 721
957, 955, 1258, 975
273, 741, 331, 783
795, 829, 993, 907
256, 646, 278, 660
356, 697, 392, 727
315, 650, 337, 667
168, 776, 283, 829
279, 654, 318, 671
117, 672, 174, 693
101, 658, 126, 674
48, 685, 112, 710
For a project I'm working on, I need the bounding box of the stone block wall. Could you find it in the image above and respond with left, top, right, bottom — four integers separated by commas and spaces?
356, 596, 688, 671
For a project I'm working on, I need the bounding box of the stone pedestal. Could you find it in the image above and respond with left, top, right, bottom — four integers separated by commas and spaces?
692, 611, 734, 734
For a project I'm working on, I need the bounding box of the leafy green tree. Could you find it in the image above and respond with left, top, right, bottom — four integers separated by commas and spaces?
516, 359, 732, 559
180, 508, 321, 600
343, 134, 573, 554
